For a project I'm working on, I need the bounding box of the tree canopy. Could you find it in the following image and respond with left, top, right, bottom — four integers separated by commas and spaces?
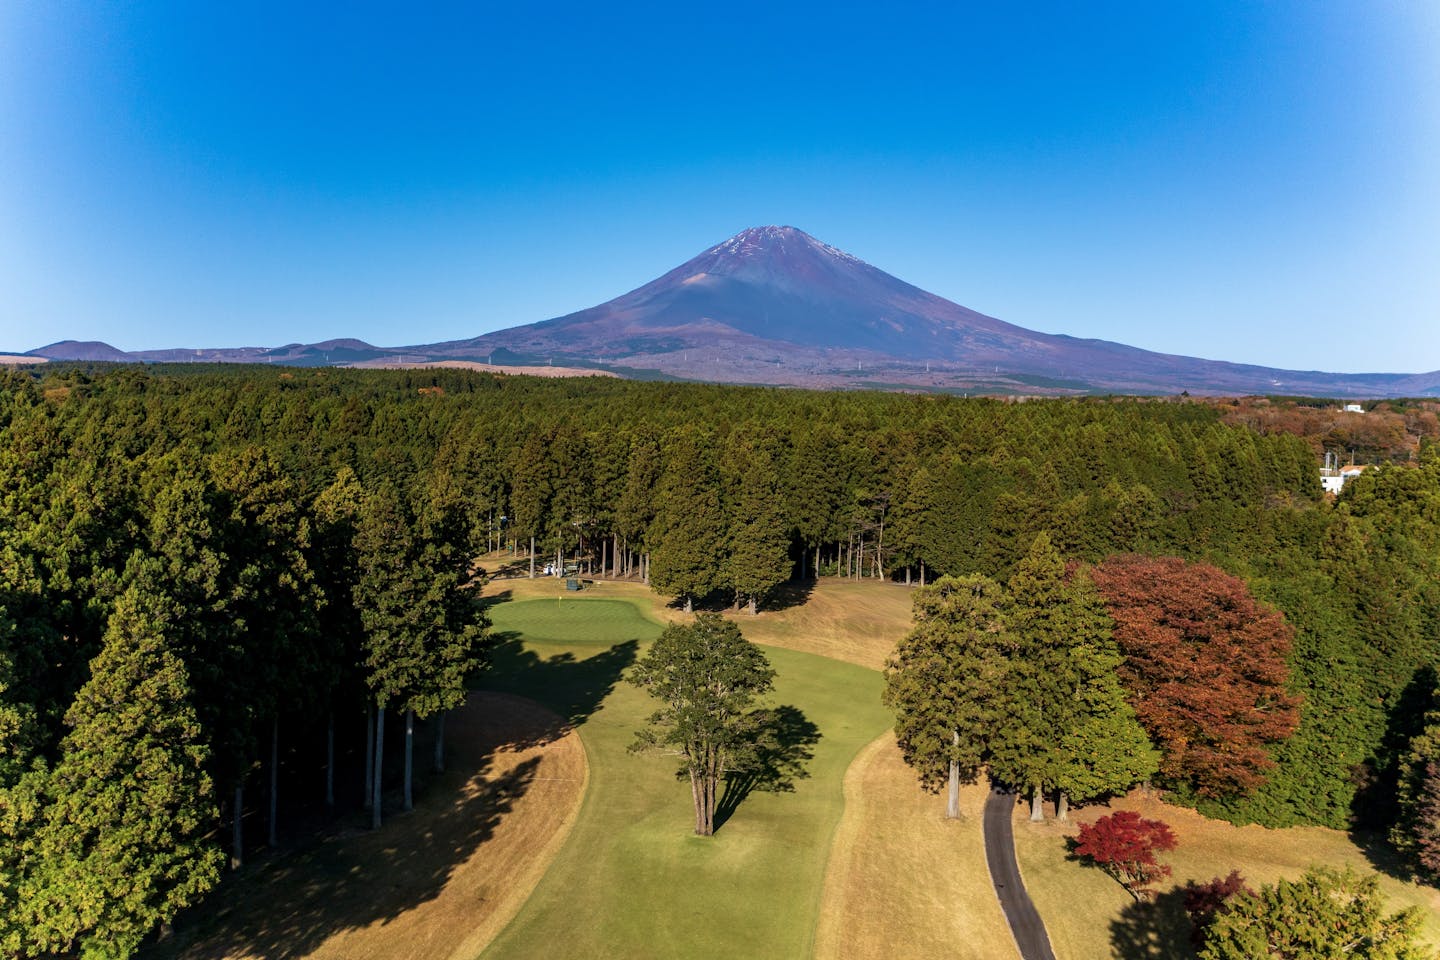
629, 613, 777, 836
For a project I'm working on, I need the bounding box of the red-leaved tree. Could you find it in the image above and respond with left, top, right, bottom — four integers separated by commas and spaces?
1183, 870, 1251, 948
1073, 810, 1178, 900
1092, 555, 1301, 798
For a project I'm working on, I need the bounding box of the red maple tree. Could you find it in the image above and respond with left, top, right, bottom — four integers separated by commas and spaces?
1073, 810, 1178, 900
1092, 555, 1301, 798
1182, 870, 1251, 947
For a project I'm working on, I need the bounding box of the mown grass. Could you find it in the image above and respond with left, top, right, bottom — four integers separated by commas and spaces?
1013, 792, 1440, 960
477, 595, 892, 960
815, 734, 1018, 960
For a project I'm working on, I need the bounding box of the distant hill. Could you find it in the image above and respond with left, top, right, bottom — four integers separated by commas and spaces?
22, 228, 1440, 397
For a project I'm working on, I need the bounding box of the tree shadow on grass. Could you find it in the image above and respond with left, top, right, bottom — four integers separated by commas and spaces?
480, 631, 638, 749
1109, 887, 1196, 960
763, 577, 816, 614
713, 704, 822, 832
151, 695, 555, 960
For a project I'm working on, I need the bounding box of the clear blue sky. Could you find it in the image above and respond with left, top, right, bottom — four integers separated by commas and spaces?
3, 2, 1437, 372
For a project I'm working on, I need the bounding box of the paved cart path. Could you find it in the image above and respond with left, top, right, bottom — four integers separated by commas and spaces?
983, 786, 1058, 960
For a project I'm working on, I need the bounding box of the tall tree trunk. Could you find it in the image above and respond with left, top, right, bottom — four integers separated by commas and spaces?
268, 717, 279, 848
1057, 791, 1069, 822
905, 566, 912, 585
946, 730, 961, 819
403, 708, 414, 812
691, 770, 705, 836
232, 783, 244, 870
684, 595, 693, 614
529, 535, 535, 578
325, 711, 335, 808
876, 511, 885, 579
1030, 783, 1045, 822
814, 545, 820, 578
749, 596, 758, 615
920, 560, 926, 587
364, 702, 374, 811
372, 705, 385, 830
433, 710, 447, 773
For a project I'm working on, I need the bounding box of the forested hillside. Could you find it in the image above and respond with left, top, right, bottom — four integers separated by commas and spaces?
2, 364, 1439, 953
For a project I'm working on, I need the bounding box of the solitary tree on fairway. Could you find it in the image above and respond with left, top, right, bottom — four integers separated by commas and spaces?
629, 613, 775, 836
883, 574, 1011, 819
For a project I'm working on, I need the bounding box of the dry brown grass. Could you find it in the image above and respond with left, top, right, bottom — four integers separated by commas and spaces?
160, 692, 586, 960
477, 561, 915, 671
734, 579, 915, 671
815, 734, 1019, 960
348, 359, 618, 378
1014, 791, 1440, 959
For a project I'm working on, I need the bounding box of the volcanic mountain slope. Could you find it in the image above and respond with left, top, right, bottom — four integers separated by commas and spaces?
19, 226, 1440, 397
421, 226, 1440, 396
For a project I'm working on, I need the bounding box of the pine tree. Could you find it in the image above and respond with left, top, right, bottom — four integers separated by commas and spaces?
20, 580, 224, 958
354, 482, 425, 827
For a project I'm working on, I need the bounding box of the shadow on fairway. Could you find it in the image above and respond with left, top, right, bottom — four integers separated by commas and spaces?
714, 704, 822, 832
152, 698, 558, 960
483, 632, 639, 748
1108, 886, 1195, 960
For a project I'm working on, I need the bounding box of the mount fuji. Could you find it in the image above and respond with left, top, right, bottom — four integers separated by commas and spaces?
24, 226, 1440, 397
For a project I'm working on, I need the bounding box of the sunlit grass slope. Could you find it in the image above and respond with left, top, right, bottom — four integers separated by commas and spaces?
477, 596, 891, 960
815, 733, 1018, 960
1013, 791, 1440, 960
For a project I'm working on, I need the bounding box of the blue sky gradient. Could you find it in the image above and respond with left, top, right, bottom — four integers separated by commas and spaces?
3, 2, 1437, 372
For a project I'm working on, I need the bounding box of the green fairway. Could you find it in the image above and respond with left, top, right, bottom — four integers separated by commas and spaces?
478, 596, 891, 960
487, 596, 665, 647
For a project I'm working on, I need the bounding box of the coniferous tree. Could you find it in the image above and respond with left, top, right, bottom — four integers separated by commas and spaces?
883, 574, 1011, 818
354, 482, 423, 828
1391, 703, 1440, 879
649, 429, 726, 612
1052, 571, 1158, 818
723, 432, 793, 614
988, 534, 1081, 820
1199, 866, 1429, 960
20, 579, 224, 958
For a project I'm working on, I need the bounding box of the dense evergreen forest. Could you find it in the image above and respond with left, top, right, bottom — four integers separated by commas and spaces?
2, 364, 1439, 954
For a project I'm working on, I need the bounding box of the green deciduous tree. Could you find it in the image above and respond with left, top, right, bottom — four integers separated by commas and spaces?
629, 613, 776, 836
